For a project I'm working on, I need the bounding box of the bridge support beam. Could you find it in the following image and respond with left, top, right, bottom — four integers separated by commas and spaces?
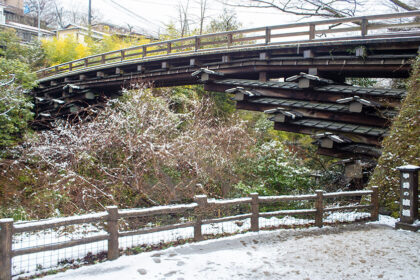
259, 52, 270, 60
355, 47, 367, 57
222, 55, 231, 63
97, 71, 106, 78
162, 61, 171, 69
304, 50, 314, 59
115, 67, 123, 75
259, 72, 268, 82
137, 65, 145, 73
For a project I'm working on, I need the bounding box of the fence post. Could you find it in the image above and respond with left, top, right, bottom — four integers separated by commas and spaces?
250, 193, 259, 232
370, 186, 379, 221
395, 165, 420, 231
315, 190, 324, 228
0, 219, 13, 280
167, 42, 172, 54
194, 195, 207, 241
106, 206, 119, 260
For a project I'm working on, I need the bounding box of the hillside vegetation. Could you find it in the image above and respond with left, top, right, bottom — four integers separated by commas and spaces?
0, 87, 317, 219
369, 57, 420, 216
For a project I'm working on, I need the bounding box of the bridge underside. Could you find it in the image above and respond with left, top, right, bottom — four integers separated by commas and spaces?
32, 36, 419, 171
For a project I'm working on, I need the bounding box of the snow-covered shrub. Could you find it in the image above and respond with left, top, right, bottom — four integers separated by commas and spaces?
0, 88, 255, 218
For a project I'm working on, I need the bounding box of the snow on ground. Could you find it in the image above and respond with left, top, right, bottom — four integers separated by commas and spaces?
13, 212, 371, 277
42, 217, 419, 280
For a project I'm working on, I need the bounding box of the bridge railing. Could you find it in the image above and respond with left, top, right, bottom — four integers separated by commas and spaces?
36, 11, 420, 79
0, 188, 378, 279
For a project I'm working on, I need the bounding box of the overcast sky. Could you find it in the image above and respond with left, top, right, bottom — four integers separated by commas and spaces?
57, 0, 397, 37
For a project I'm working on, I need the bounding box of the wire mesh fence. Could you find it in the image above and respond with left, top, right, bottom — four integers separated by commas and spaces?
11, 222, 107, 277
2, 188, 378, 279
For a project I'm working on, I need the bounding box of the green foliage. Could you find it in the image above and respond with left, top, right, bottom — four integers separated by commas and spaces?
0, 29, 46, 69
0, 79, 34, 150
0, 29, 37, 152
0, 58, 37, 88
347, 77, 377, 87
234, 140, 315, 196
0, 28, 22, 59
369, 56, 420, 216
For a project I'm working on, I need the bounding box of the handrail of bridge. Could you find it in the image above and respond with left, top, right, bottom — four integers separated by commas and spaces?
36, 11, 420, 79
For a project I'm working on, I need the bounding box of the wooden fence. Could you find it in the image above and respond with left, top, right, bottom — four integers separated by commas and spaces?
0, 187, 378, 280
36, 11, 420, 79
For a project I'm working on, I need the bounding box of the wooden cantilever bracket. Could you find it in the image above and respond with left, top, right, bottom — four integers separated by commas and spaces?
191, 68, 224, 82
336, 96, 381, 113
286, 72, 334, 89
225, 87, 261, 101
264, 107, 303, 123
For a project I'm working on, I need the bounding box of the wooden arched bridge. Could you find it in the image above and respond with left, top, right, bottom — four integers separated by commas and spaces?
32, 11, 420, 161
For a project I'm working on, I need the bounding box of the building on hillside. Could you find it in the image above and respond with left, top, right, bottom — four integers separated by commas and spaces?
56, 24, 110, 44
1, 0, 23, 10
0, 1, 53, 42
91, 22, 156, 40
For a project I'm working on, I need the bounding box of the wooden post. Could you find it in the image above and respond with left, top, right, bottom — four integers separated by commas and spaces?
315, 190, 324, 228
250, 193, 259, 232
84, 58, 88, 67
265, 27, 271, 44
227, 33, 233, 47
101, 55, 105, 64
194, 195, 207, 242
0, 219, 13, 280
68, 63, 73, 71
190, 58, 201, 67
361, 18, 368, 37
303, 49, 314, 58
142, 46, 147, 57
106, 206, 119, 260
259, 72, 268, 82
309, 24, 315, 40
120, 50, 125, 61
195, 36, 201, 51
167, 42, 172, 54
259, 52, 269, 60
222, 55, 231, 63
370, 186, 379, 221
395, 165, 420, 231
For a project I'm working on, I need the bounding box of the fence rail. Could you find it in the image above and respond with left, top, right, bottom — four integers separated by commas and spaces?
36, 11, 420, 79
0, 187, 378, 280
